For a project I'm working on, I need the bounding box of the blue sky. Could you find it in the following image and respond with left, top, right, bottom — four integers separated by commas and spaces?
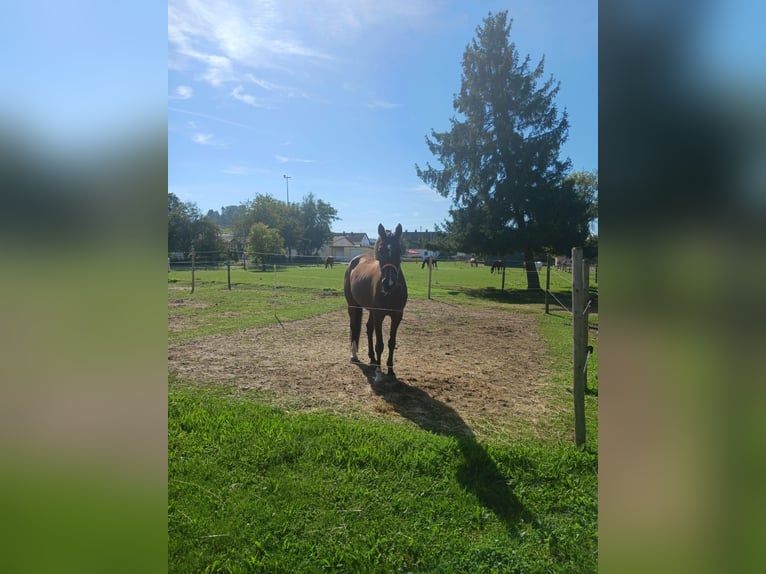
168, 0, 598, 237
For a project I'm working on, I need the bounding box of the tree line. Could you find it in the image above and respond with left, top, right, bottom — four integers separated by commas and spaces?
168, 192, 338, 264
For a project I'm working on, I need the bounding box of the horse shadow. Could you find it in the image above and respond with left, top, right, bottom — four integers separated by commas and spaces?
354, 364, 536, 533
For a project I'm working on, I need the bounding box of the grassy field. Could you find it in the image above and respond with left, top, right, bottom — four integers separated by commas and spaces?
168, 261, 592, 342
169, 261, 598, 573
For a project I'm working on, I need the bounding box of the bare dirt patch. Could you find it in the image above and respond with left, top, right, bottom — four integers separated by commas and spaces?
168, 298, 564, 440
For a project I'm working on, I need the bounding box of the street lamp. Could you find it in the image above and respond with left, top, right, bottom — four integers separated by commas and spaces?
283, 174, 291, 205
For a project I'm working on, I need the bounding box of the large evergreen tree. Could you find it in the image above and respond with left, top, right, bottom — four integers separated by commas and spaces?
416, 11, 591, 289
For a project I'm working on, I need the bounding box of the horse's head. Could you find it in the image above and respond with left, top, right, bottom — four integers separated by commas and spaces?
375, 223, 403, 296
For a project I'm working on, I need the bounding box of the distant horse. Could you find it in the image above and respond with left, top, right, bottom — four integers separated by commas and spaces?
344, 223, 408, 383
421, 255, 437, 269
469, 257, 478, 268
490, 260, 504, 274
325, 256, 334, 269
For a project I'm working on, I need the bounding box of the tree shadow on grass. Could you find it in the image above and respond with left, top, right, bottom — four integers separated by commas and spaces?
354, 364, 537, 534
449, 286, 598, 314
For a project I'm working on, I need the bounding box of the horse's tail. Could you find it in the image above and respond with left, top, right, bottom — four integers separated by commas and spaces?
344, 256, 364, 357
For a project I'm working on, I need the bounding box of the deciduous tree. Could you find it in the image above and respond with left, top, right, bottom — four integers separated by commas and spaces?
246, 222, 284, 266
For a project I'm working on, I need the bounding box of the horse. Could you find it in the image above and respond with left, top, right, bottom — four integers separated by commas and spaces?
469, 257, 478, 268
490, 260, 504, 274
325, 255, 334, 269
344, 223, 408, 383
421, 255, 437, 269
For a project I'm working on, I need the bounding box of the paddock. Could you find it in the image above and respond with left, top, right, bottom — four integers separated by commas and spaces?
167, 260, 597, 440
168, 298, 558, 438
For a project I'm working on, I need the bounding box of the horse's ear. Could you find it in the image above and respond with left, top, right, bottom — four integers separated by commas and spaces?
394, 223, 402, 238
378, 223, 386, 238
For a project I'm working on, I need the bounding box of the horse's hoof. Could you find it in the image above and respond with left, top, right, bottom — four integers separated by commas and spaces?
374, 371, 383, 384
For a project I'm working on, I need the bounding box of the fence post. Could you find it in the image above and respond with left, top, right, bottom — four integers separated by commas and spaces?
191, 247, 196, 294
227, 250, 231, 290
545, 255, 551, 314
427, 258, 433, 300
583, 259, 590, 391
501, 264, 506, 291
572, 247, 586, 447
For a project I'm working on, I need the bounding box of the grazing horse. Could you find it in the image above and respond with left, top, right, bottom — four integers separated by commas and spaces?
344, 223, 408, 383
469, 257, 478, 268
490, 260, 504, 274
325, 255, 334, 269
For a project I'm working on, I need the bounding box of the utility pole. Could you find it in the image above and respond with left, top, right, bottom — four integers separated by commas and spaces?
283, 174, 291, 205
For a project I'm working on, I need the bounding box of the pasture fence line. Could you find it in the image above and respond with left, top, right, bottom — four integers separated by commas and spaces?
572, 247, 589, 448
169, 249, 334, 271
169, 250, 593, 321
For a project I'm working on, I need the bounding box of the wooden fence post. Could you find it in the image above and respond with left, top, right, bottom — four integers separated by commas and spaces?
545, 255, 551, 314
226, 250, 231, 290
572, 247, 586, 447
583, 259, 590, 390
191, 247, 196, 294
427, 258, 433, 300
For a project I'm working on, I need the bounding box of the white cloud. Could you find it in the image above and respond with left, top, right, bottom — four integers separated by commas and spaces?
170, 85, 194, 100
168, 0, 435, 91
275, 154, 316, 164
168, 0, 332, 80
367, 99, 401, 110
169, 106, 251, 129
192, 132, 215, 145
231, 85, 263, 107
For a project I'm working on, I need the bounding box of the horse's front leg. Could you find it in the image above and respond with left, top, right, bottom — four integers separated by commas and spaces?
366, 312, 377, 365
373, 315, 385, 383
386, 311, 403, 378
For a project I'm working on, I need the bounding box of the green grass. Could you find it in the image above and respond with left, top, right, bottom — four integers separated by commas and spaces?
169, 261, 598, 572
169, 380, 597, 573
168, 261, 591, 343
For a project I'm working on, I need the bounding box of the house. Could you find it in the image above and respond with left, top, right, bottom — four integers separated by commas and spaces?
318, 233, 374, 262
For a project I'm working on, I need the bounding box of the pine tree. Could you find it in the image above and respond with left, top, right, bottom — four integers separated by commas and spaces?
417, 11, 590, 289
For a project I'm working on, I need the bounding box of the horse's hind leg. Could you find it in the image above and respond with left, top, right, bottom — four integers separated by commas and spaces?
386, 311, 403, 378
348, 305, 362, 362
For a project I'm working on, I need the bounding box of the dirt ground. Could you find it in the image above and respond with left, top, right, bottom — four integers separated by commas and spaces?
168, 298, 564, 440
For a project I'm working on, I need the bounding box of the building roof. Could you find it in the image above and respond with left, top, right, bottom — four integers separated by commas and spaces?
345, 233, 369, 244
333, 233, 370, 246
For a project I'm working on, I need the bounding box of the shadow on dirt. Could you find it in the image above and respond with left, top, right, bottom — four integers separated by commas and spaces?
354, 363, 537, 533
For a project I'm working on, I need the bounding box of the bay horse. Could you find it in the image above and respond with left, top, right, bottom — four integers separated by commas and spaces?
344, 223, 408, 383
490, 260, 504, 274
325, 255, 334, 269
